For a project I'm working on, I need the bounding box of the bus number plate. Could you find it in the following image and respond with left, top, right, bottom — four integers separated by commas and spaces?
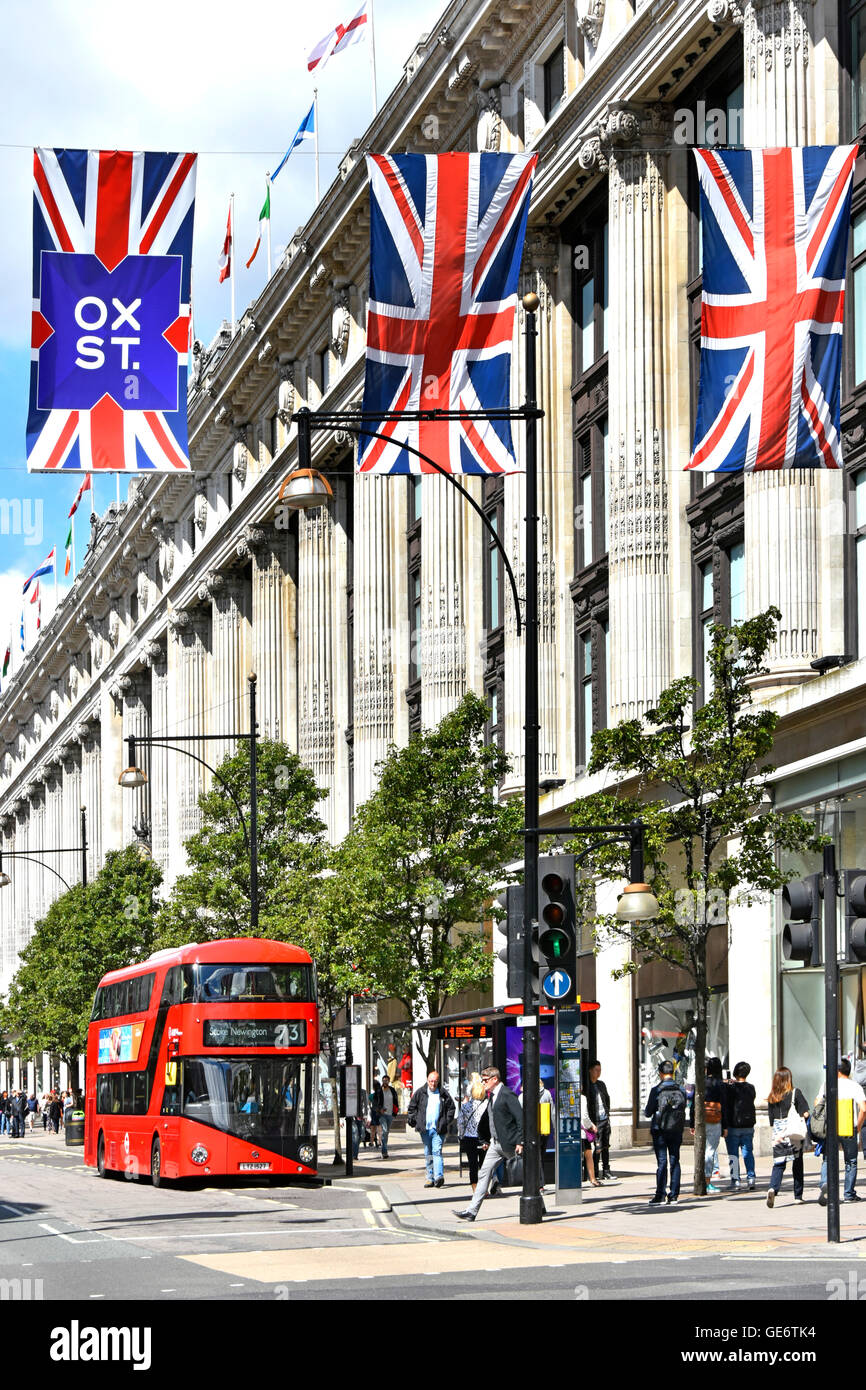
239, 1161, 271, 1171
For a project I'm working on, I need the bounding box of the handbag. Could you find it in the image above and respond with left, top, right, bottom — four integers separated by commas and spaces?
704, 1100, 722, 1125
784, 1094, 807, 1147
503, 1154, 524, 1187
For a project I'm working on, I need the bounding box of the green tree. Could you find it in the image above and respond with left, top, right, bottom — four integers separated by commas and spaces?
329, 692, 524, 1070
570, 608, 824, 1195
155, 739, 328, 947
1, 846, 163, 1076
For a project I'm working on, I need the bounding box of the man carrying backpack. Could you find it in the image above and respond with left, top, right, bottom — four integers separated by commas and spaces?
645, 1060, 688, 1206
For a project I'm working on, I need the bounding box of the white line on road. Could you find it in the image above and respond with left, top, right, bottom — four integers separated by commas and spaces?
104, 1226, 408, 1240
0, 1203, 27, 1216
39, 1222, 106, 1245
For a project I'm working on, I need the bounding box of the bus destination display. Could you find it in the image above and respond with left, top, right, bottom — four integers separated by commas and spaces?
202, 1019, 307, 1048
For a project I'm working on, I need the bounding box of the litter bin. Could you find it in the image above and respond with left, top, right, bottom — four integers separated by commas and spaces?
65, 1109, 85, 1146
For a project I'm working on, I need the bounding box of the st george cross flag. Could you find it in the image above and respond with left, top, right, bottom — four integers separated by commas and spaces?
22, 547, 55, 596
688, 145, 857, 472
358, 152, 537, 475
27, 148, 197, 473
307, 2, 368, 72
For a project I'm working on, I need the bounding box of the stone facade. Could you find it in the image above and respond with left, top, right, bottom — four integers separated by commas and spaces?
2, 0, 864, 1130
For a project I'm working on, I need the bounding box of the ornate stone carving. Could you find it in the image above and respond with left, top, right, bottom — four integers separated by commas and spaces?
198, 571, 226, 603
191, 339, 205, 388
235, 525, 267, 561
744, 0, 812, 76
576, 0, 605, 45
233, 427, 249, 484
330, 287, 351, 359
109, 673, 133, 702
475, 85, 502, 152
167, 607, 191, 634
150, 520, 175, 583
257, 339, 274, 365
194, 484, 208, 533
707, 0, 743, 23
277, 362, 295, 427
215, 404, 231, 429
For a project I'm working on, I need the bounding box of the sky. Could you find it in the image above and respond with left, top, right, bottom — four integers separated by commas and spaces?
0, 0, 446, 671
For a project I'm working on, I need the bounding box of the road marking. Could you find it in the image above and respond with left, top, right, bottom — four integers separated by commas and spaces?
39, 1222, 106, 1245
180, 1244, 619, 1284
106, 1226, 408, 1240
0, 1203, 27, 1217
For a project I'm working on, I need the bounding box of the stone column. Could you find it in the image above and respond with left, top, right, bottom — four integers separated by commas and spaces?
420, 475, 471, 729
202, 568, 251, 767
118, 672, 151, 849
59, 742, 82, 892
100, 679, 124, 856
145, 641, 170, 874
739, 0, 840, 688
167, 606, 210, 878
298, 504, 339, 840
248, 525, 297, 748
603, 107, 672, 722
353, 474, 396, 807
76, 720, 102, 881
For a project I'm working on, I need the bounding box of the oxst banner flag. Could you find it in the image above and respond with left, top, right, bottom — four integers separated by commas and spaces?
27, 148, 197, 473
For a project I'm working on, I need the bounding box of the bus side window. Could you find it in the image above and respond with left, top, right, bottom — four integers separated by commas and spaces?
161, 1061, 182, 1116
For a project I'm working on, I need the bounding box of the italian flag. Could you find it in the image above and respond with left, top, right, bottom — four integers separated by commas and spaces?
64, 520, 72, 577
246, 183, 270, 268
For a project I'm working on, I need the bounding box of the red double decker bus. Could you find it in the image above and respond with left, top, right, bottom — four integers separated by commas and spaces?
84, 939, 319, 1185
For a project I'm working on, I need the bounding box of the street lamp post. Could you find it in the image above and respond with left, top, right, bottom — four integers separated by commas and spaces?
0, 805, 89, 893
119, 674, 261, 931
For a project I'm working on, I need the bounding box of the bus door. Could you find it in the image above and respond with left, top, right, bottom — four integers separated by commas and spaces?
159, 1054, 182, 1178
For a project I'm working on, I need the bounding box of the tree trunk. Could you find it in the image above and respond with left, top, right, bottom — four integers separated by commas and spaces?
692, 945, 709, 1197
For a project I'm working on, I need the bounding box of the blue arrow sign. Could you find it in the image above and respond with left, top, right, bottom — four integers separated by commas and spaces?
542, 969, 572, 1001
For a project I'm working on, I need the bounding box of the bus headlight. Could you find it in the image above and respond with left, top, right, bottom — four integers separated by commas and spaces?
190, 1144, 209, 1165
298, 1145, 315, 1166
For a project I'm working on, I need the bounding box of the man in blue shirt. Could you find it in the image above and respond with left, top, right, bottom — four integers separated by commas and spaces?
407, 1070, 455, 1187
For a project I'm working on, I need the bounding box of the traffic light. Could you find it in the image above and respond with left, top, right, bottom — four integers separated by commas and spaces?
495, 884, 525, 1000
538, 854, 577, 1006
844, 870, 866, 962
781, 873, 823, 966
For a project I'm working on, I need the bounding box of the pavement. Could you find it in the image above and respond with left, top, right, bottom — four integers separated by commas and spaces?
335, 1126, 866, 1260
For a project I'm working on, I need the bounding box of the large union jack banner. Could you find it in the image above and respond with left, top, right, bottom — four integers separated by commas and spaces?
358, 152, 537, 475
27, 148, 197, 473
688, 145, 857, 473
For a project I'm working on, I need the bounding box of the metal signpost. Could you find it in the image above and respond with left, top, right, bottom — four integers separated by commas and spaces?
555, 1005, 583, 1203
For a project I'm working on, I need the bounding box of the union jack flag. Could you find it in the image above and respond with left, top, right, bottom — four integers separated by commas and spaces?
688, 145, 857, 473
27, 148, 197, 473
358, 152, 537, 476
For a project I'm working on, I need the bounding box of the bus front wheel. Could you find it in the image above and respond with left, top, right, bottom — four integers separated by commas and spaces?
151, 1136, 164, 1188
97, 1134, 109, 1179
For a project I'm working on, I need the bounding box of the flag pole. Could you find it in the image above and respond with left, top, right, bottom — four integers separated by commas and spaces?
266, 174, 272, 280
71, 513, 76, 581
368, 0, 378, 116
314, 89, 320, 204
230, 192, 236, 336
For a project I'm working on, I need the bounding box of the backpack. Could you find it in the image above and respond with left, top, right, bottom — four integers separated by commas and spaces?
811, 1095, 827, 1141
656, 1083, 687, 1136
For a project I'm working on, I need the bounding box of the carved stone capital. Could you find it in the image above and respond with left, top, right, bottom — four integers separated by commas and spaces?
330, 287, 351, 359
707, 0, 743, 22
235, 525, 268, 561
198, 571, 226, 603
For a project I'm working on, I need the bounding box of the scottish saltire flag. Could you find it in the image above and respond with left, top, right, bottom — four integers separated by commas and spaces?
688, 145, 857, 472
359, 152, 537, 475
27, 148, 197, 473
272, 102, 315, 181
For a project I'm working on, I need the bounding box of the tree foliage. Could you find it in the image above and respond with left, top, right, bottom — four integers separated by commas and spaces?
327, 692, 523, 1067
155, 739, 328, 947
570, 608, 825, 1194
1, 846, 163, 1067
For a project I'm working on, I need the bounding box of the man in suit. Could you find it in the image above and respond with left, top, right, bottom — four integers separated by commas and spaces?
455, 1066, 523, 1222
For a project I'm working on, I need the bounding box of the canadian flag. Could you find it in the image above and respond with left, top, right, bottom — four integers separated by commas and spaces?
307, 1, 368, 71
218, 202, 232, 284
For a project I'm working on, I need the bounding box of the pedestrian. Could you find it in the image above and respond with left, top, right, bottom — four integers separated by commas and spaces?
581, 1091, 601, 1187
41, 1093, 51, 1131
352, 1088, 368, 1161
368, 1079, 383, 1149
852, 1055, 866, 1164
455, 1066, 523, 1222
766, 1066, 809, 1207
816, 1058, 866, 1206
407, 1069, 455, 1189
48, 1093, 61, 1135
399, 1049, 413, 1112
457, 1073, 487, 1193
724, 1061, 757, 1191
692, 1056, 726, 1194
586, 1060, 613, 1181
8, 1091, 19, 1138
26, 1094, 38, 1132
644, 1059, 687, 1206
379, 1074, 397, 1159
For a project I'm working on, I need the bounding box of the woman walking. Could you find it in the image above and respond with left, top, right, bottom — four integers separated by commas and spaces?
766, 1067, 809, 1207
458, 1073, 487, 1193
369, 1079, 383, 1150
